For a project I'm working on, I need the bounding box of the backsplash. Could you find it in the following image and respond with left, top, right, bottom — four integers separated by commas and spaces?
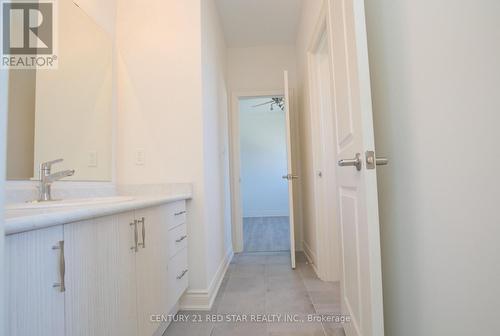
5, 182, 192, 204
5, 181, 117, 204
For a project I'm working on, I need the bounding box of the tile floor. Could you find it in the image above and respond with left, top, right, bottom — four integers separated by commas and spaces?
243, 217, 290, 252
164, 252, 346, 336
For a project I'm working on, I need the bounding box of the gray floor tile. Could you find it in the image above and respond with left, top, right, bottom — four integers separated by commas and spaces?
225, 276, 266, 294
322, 323, 346, 336
308, 290, 340, 305
267, 264, 301, 278
164, 252, 340, 336
266, 321, 326, 336
266, 290, 315, 314
313, 303, 341, 314
217, 291, 266, 314
211, 322, 267, 336
302, 278, 338, 292
163, 320, 214, 336
231, 263, 266, 277
267, 275, 306, 292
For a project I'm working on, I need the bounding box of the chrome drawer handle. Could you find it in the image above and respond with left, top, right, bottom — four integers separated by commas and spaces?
52, 241, 65, 292
176, 235, 188, 243
174, 210, 186, 216
130, 220, 138, 252
176, 269, 188, 280
137, 217, 146, 249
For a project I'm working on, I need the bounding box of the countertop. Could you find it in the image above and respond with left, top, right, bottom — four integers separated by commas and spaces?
5, 193, 191, 235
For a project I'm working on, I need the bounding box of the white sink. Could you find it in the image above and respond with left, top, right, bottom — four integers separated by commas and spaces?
6, 196, 135, 210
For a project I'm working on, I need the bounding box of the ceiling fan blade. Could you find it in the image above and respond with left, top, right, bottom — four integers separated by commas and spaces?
251, 100, 274, 108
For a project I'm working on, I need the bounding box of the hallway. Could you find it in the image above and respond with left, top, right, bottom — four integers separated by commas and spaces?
164, 252, 345, 336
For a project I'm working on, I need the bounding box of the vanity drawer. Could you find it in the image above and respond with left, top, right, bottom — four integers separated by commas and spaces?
168, 248, 188, 305
167, 201, 186, 230
168, 223, 187, 258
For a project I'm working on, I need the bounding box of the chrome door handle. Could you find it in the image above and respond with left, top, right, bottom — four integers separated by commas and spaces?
338, 153, 362, 171
365, 151, 389, 169
130, 220, 138, 252
174, 210, 186, 216
137, 217, 146, 249
282, 174, 298, 180
52, 241, 65, 292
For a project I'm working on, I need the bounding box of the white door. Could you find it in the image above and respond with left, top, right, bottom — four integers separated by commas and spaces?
64, 213, 138, 336
283, 70, 297, 269
135, 206, 170, 336
5, 226, 65, 336
329, 1, 384, 335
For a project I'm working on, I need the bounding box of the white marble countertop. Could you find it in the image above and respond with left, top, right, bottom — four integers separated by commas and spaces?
5, 193, 192, 235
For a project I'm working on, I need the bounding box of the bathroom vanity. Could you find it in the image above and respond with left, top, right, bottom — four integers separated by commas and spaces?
5, 193, 190, 336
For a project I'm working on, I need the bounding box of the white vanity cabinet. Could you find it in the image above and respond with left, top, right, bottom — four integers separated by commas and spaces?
5, 226, 65, 336
6, 199, 189, 336
134, 205, 171, 336
64, 212, 139, 336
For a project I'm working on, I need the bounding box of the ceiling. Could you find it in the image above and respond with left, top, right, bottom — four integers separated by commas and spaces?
215, 0, 303, 48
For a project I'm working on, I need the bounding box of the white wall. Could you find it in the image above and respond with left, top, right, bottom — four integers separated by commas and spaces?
295, 0, 323, 265
115, 0, 207, 290
201, 0, 232, 292
239, 97, 289, 217
116, 0, 230, 295
227, 45, 297, 92
365, 1, 500, 335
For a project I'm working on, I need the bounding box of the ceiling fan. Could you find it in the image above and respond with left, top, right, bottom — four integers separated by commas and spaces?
252, 97, 284, 111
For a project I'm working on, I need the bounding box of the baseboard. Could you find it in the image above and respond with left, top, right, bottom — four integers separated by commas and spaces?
302, 240, 320, 276
179, 249, 233, 311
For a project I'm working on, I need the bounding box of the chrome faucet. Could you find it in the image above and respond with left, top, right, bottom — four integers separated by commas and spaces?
38, 159, 75, 202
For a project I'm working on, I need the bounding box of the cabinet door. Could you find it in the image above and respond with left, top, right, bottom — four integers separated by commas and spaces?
6, 226, 65, 336
135, 205, 170, 336
64, 212, 138, 336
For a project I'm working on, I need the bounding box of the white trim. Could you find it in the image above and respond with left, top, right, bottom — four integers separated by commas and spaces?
179, 249, 233, 311
228, 89, 284, 253
304, 3, 340, 282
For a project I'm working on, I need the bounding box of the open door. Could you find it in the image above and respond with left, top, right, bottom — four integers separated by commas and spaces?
329, 1, 385, 335
282, 71, 297, 269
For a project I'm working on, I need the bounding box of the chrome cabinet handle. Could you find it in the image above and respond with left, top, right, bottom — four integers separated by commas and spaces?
174, 210, 186, 216
130, 220, 138, 252
137, 217, 146, 248
338, 153, 362, 171
176, 235, 188, 243
52, 241, 65, 292
365, 151, 389, 170
176, 269, 188, 280
282, 174, 298, 180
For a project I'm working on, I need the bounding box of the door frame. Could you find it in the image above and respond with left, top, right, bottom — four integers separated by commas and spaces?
304, 4, 341, 282
228, 89, 301, 253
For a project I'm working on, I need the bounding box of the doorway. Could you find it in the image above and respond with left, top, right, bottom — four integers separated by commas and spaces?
238, 96, 290, 252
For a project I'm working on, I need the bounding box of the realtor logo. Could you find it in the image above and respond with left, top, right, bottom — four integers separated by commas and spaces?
1, 0, 58, 68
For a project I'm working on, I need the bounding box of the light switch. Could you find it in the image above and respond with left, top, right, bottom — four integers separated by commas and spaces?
88, 151, 97, 167
135, 149, 145, 166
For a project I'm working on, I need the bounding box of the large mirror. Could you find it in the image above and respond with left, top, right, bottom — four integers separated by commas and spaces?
6, 0, 113, 181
